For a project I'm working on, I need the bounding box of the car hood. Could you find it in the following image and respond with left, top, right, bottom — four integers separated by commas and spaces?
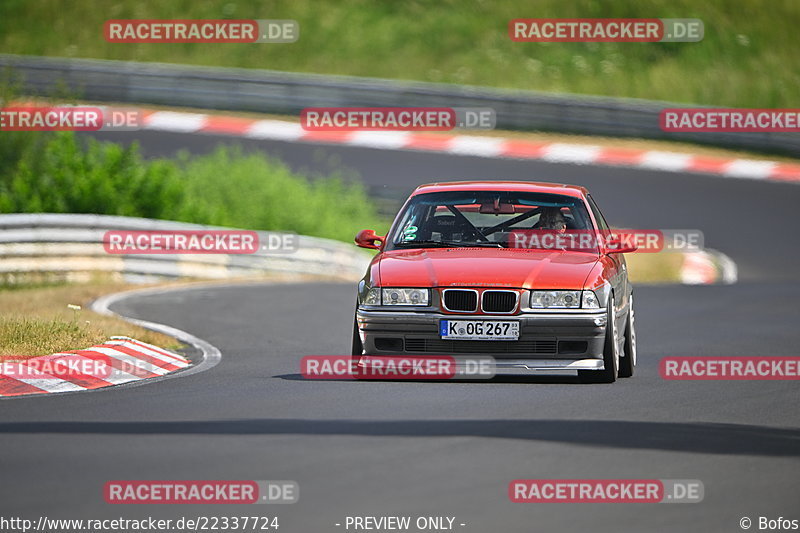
377, 248, 599, 289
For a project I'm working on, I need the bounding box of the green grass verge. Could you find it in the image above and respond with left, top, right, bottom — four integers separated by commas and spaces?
626, 251, 685, 284
0, 0, 797, 108
0, 281, 181, 357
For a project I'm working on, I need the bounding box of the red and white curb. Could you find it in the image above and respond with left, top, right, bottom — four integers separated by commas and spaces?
135, 109, 800, 183
680, 249, 738, 285
0, 336, 190, 397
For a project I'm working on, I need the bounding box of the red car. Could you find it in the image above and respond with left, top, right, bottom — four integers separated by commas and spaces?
352, 181, 637, 383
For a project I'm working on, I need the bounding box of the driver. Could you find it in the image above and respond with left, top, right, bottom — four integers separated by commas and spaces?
535, 207, 567, 232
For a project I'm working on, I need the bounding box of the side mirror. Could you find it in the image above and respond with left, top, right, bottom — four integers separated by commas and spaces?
355, 229, 385, 250
604, 234, 638, 254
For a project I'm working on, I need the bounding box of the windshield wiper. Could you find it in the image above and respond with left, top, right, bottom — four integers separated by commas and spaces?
396, 240, 502, 248
455, 242, 503, 248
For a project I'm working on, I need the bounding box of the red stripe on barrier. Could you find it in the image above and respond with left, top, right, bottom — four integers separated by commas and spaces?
685, 156, 733, 174
770, 164, 800, 182
500, 140, 549, 159
0, 376, 47, 396
299, 130, 355, 143
202, 116, 258, 135
103, 344, 182, 372
404, 133, 455, 151
596, 147, 650, 166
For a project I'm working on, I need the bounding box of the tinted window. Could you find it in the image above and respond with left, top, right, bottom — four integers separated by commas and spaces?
386, 190, 593, 250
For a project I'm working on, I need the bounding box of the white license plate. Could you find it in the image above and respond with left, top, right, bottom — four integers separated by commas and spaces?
440, 320, 519, 340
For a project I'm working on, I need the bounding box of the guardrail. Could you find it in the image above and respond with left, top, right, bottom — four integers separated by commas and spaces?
0, 214, 371, 283
1, 54, 797, 157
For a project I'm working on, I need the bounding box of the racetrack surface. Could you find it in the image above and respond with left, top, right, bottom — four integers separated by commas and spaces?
2, 132, 798, 532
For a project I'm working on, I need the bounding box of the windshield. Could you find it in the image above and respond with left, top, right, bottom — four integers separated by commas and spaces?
386, 190, 596, 251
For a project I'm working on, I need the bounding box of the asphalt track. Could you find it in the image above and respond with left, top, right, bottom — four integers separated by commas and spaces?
1, 130, 799, 532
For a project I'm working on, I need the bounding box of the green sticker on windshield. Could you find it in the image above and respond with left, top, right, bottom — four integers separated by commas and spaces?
401, 216, 418, 241
402, 225, 418, 241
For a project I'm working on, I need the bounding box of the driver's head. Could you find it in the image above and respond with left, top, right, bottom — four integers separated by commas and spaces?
538, 207, 567, 231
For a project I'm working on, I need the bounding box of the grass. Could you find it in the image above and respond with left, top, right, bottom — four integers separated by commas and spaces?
0, 0, 797, 108
0, 280, 180, 359
626, 251, 685, 284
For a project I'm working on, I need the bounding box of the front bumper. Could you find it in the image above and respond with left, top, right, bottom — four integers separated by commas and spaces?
356, 308, 608, 372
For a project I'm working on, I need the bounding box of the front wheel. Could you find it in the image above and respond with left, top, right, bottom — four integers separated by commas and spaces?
618, 293, 636, 378
579, 294, 618, 384
351, 312, 363, 356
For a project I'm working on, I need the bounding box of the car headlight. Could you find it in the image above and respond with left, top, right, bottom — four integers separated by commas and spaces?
363, 287, 381, 305
581, 290, 600, 309
530, 290, 599, 309
381, 288, 429, 306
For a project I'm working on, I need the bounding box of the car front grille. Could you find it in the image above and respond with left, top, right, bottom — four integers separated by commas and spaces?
404, 338, 557, 354
482, 291, 517, 313
443, 290, 478, 312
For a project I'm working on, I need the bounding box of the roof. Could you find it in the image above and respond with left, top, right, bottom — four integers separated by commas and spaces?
411, 180, 588, 198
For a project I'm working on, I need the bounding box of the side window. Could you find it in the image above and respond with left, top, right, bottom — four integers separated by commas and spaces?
587, 195, 610, 232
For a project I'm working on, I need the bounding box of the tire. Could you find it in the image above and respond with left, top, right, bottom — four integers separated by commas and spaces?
351, 312, 363, 356
351, 311, 366, 380
579, 294, 618, 384
618, 293, 636, 378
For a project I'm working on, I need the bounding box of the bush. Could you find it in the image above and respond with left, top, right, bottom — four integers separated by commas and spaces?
0, 132, 388, 242
0, 132, 187, 219
176, 146, 386, 242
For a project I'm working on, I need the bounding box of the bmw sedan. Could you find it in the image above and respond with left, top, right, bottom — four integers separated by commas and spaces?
352, 181, 637, 383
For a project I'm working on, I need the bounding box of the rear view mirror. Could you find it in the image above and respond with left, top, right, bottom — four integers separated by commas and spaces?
355, 229, 385, 250
479, 200, 515, 214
